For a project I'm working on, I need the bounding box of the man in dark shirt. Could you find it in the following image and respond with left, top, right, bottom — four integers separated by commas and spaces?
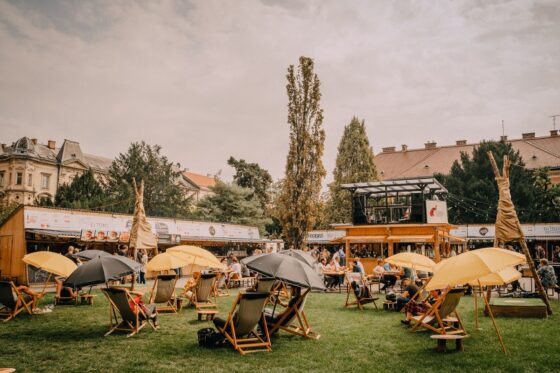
395, 280, 418, 312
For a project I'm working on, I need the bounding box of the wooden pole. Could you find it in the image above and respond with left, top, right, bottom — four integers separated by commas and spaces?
487, 152, 552, 316
474, 285, 480, 330
479, 280, 507, 354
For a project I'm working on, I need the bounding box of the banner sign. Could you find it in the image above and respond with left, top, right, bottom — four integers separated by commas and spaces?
24, 207, 260, 242
307, 230, 345, 243
450, 224, 560, 239
426, 200, 449, 224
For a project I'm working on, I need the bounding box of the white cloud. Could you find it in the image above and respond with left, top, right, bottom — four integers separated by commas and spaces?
0, 0, 559, 183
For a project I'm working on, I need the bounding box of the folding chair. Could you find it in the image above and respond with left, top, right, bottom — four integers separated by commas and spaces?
148, 274, 178, 313
344, 272, 379, 310
102, 287, 157, 337
213, 291, 271, 355
54, 277, 78, 306
410, 287, 466, 335
191, 273, 218, 320
266, 287, 320, 340
0, 281, 36, 322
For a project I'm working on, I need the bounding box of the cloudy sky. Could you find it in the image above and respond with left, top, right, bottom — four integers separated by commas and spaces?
1, 0, 559, 182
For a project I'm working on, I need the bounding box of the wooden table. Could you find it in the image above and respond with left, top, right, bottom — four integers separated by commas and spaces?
79, 293, 97, 306
323, 271, 347, 293
430, 334, 467, 353
197, 309, 218, 321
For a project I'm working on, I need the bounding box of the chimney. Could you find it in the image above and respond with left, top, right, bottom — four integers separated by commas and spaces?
424, 141, 437, 149
551, 130, 558, 137
382, 146, 396, 153
500, 135, 508, 142
522, 132, 535, 140
47, 140, 56, 149
401, 144, 408, 152
456, 140, 467, 146
31, 138, 37, 145
1, 144, 5, 151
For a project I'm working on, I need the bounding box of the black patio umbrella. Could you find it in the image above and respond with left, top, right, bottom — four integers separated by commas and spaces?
278, 249, 317, 268
74, 249, 111, 261
64, 255, 142, 288
242, 253, 325, 291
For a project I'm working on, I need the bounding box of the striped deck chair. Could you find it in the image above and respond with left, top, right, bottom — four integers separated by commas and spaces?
102, 287, 157, 337
410, 287, 466, 335
345, 272, 379, 311
0, 281, 37, 322
149, 274, 178, 313
213, 292, 271, 355
254, 277, 275, 293
265, 287, 320, 340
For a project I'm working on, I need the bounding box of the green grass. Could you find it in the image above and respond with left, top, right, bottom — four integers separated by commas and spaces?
1, 289, 559, 373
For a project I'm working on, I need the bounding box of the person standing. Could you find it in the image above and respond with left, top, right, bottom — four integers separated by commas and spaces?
338, 246, 346, 267
138, 249, 147, 285
537, 259, 558, 294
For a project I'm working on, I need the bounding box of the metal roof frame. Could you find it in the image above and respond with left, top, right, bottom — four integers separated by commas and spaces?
341, 177, 447, 196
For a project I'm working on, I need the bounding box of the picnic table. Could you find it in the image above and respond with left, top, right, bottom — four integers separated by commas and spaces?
323, 270, 347, 293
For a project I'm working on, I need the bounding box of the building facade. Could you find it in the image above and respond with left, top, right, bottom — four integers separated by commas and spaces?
0, 136, 216, 205
374, 130, 560, 184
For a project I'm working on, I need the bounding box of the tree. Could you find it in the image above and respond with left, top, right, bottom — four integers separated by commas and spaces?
265, 179, 284, 238
0, 200, 19, 225
195, 180, 271, 233
227, 156, 272, 209
278, 56, 326, 250
436, 141, 537, 224
52, 169, 108, 210
105, 141, 191, 218
327, 116, 378, 224
528, 168, 560, 222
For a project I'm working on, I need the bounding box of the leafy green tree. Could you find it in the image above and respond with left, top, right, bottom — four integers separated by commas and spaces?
0, 200, 20, 225
436, 141, 536, 224
278, 56, 326, 249
327, 117, 378, 224
227, 156, 272, 209
265, 179, 284, 238
105, 141, 191, 217
195, 180, 271, 233
528, 168, 560, 222
52, 169, 108, 210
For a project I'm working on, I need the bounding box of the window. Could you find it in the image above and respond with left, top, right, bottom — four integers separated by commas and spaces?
16, 172, 23, 185
27, 173, 33, 187
0, 171, 4, 187
41, 174, 50, 189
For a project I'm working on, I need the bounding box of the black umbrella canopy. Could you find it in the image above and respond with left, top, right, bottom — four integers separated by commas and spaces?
74, 249, 111, 261
278, 249, 317, 268
64, 255, 141, 288
243, 253, 325, 291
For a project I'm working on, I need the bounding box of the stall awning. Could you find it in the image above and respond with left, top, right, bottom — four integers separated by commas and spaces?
441, 233, 466, 243
26, 229, 81, 238
333, 235, 387, 243
386, 235, 434, 243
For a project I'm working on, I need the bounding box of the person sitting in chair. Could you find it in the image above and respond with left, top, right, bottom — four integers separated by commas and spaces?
395, 279, 418, 312
537, 259, 558, 295
401, 289, 440, 325
129, 291, 158, 328
54, 277, 78, 300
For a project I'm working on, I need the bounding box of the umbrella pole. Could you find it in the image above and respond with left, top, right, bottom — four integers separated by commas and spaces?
474, 285, 481, 331
41, 273, 52, 296
479, 280, 507, 354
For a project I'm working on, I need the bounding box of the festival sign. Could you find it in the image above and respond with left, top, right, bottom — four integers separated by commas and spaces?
425, 200, 448, 224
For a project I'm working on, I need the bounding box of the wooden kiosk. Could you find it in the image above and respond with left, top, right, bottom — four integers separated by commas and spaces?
335, 178, 460, 272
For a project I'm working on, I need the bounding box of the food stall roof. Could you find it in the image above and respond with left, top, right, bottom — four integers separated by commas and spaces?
341, 177, 447, 196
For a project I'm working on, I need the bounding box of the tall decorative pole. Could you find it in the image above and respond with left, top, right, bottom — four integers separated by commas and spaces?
487, 152, 552, 315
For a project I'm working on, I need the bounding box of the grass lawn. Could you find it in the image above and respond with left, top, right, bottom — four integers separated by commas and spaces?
1, 289, 558, 373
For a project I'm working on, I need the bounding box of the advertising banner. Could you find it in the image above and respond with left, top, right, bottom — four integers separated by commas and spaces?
426, 200, 448, 224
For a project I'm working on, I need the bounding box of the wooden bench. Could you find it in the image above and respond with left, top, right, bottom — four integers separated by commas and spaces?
197, 309, 219, 321
383, 301, 396, 311
430, 334, 467, 353
79, 293, 97, 306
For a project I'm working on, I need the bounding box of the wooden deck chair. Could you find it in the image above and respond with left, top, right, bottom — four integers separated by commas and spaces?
0, 281, 36, 322
148, 274, 178, 313
345, 272, 379, 311
102, 287, 157, 338
214, 291, 271, 355
410, 288, 466, 335
266, 288, 320, 340
212, 271, 229, 297
254, 277, 275, 294
190, 273, 218, 314
54, 277, 78, 306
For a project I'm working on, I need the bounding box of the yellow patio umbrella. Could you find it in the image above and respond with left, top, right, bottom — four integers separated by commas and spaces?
22, 251, 78, 293
145, 251, 195, 272
384, 252, 436, 272
426, 248, 526, 291
167, 245, 224, 269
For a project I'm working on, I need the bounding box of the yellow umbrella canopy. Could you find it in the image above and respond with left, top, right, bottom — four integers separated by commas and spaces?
384, 252, 436, 272
469, 266, 522, 286
167, 245, 224, 269
145, 251, 194, 272
22, 251, 77, 277
426, 247, 526, 291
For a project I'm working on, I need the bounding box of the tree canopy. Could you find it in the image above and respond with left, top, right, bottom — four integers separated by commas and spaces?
437, 140, 558, 224
53, 169, 108, 210
105, 141, 191, 218
194, 180, 271, 233
327, 116, 378, 224
227, 156, 272, 210
278, 56, 326, 249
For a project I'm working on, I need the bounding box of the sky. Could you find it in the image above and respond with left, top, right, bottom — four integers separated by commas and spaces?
1, 0, 559, 182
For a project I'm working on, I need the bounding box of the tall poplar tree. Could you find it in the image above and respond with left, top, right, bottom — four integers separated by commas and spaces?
279, 56, 326, 250
327, 117, 378, 223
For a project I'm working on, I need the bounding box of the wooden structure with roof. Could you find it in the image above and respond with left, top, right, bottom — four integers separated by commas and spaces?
335, 178, 460, 272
